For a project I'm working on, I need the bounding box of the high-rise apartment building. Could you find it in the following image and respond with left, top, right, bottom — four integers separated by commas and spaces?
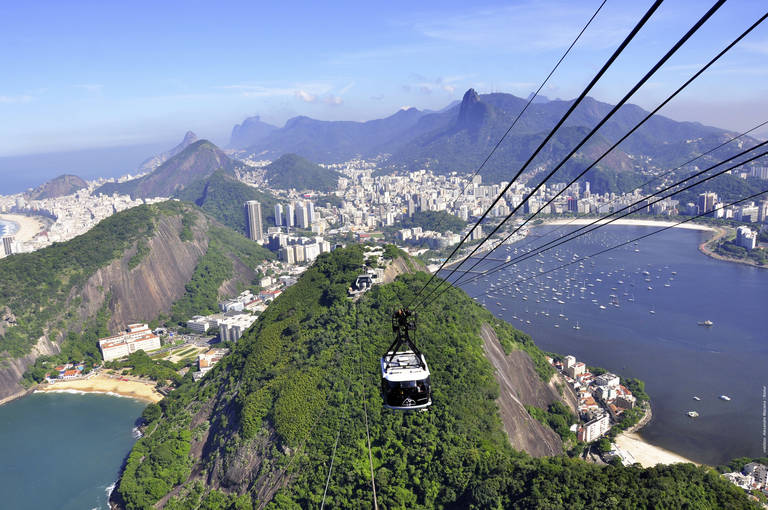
244, 201, 264, 242
274, 204, 283, 226
2, 235, 14, 256
286, 203, 295, 227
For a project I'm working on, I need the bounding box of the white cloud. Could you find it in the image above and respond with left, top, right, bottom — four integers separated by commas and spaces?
0, 94, 33, 104
295, 90, 317, 103
323, 94, 343, 106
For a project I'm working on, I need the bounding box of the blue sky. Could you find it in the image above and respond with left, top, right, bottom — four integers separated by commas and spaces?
1, 0, 766, 156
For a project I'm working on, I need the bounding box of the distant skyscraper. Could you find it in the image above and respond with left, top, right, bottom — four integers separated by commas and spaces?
307, 201, 315, 224
274, 204, 283, 226
286, 203, 295, 227
297, 203, 310, 228
698, 192, 718, 217
2, 235, 14, 256
244, 201, 264, 242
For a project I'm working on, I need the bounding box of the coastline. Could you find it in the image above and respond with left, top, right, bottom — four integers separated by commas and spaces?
34, 373, 162, 403
541, 218, 715, 232
614, 431, 699, 468
0, 213, 46, 242
697, 226, 768, 269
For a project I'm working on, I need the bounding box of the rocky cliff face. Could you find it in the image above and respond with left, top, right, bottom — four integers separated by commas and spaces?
0, 336, 59, 404
77, 212, 210, 331
0, 208, 212, 402
481, 323, 578, 456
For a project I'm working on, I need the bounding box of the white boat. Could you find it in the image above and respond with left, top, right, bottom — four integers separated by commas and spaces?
687, 411, 699, 418
573, 322, 581, 330
719, 395, 731, 401
693, 396, 701, 401
698, 320, 714, 327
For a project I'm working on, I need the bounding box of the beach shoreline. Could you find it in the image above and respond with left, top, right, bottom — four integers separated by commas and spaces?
34, 373, 162, 403
614, 431, 699, 468
0, 213, 46, 242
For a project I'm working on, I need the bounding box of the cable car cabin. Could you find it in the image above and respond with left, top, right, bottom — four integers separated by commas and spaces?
380, 350, 432, 410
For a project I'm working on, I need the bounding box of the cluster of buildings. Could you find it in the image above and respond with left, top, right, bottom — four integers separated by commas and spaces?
723, 462, 768, 500
45, 362, 89, 382
548, 355, 637, 443
98, 323, 162, 362
683, 192, 768, 223
0, 185, 166, 254
193, 347, 230, 381
274, 200, 316, 229
398, 226, 464, 250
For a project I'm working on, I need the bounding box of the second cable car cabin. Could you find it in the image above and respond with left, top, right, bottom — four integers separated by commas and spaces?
380, 309, 432, 411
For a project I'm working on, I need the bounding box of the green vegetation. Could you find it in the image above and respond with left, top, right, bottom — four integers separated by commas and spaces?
382, 243, 407, 260
175, 170, 278, 235
494, 323, 554, 381
674, 174, 766, 205
264, 153, 340, 191
397, 210, 466, 234
128, 239, 151, 269
0, 204, 160, 357
21, 298, 112, 386
525, 401, 578, 442
714, 239, 768, 266
105, 350, 184, 385
167, 227, 272, 327
115, 247, 754, 509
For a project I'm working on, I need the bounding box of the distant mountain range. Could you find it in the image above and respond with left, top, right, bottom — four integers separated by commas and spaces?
26, 174, 87, 200
228, 116, 278, 150
137, 130, 199, 173
96, 139, 245, 198
231, 89, 755, 191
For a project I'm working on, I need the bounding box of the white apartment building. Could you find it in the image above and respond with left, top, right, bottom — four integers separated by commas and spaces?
578, 413, 610, 443
98, 323, 161, 362
219, 314, 257, 342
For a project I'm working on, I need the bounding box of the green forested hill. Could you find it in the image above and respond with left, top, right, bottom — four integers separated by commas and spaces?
264, 153, 340, 192
174, 170, 278, 235
0, 201, 273, 389
113, 246, 755, 510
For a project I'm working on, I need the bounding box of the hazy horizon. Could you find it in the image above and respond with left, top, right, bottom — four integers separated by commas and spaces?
2, 0, 766, 157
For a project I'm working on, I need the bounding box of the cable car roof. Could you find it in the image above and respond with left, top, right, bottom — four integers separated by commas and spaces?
381, 351, 430, 381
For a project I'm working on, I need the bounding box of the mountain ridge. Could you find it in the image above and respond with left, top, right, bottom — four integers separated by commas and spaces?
96, 140, 243, 198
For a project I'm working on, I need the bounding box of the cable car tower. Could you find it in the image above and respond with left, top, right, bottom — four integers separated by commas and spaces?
380, 309, 432, 410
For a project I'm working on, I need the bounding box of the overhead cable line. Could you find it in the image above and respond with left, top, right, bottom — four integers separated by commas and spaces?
442, 9, 767, 291
467, 187, 768, 301
510, 117, 768, 254
320, 372, 352, 508
412, 0, 728, 311
442, 0, 607, 211
355, 303, 379, 510
406, 0, 664, 309
451, 145, 768, 290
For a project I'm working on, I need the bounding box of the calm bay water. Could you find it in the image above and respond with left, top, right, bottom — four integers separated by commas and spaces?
0, 392, 145, 510
456, 225, 768, 465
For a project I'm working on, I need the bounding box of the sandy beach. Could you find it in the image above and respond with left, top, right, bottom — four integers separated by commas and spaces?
35, 373, 162, 403
614, 432, 698, 468
0, 213, 46, 242
543, 218, 715, 232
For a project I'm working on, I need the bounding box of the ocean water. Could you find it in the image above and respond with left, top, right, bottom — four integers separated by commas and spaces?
456, 225, 768, 465
0, 219, 18, 236
0, 392, 145, 510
